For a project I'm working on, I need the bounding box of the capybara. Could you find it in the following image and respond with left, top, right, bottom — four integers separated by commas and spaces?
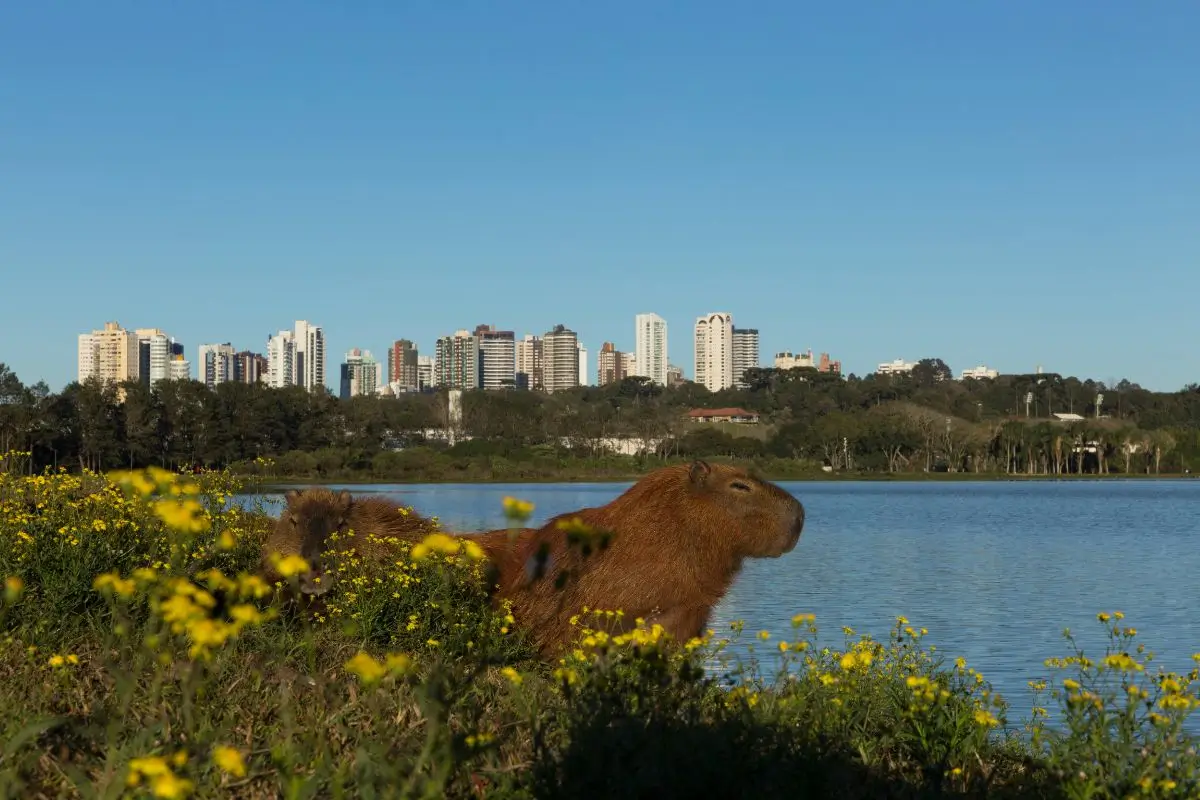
260, 488, 442, 595
473, 459, 805, 657
268, 461, 806, 659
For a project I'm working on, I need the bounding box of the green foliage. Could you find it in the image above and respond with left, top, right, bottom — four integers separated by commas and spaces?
2, 361, 1199, 481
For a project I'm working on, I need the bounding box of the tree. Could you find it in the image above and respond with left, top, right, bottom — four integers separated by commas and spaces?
911, 358, 954, 387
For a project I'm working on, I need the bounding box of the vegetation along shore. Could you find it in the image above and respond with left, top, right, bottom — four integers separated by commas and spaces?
1, 360, 1198, 482
1, 460, 1198, 797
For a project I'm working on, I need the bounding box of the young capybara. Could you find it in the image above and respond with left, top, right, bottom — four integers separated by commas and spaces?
473, 459, 806, 657
260, 488, 442, 595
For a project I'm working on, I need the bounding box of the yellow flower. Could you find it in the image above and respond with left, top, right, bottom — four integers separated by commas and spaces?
385, 653, 412, 676
271, 554, 310, 579
345, 651, 386, 684
839, 652, 857, 670
3, 576, 22, 604
47, 655, 65, 668
150, 772, 193, 799
757, 630, 771, 641
1097, 612, 1111, 623
790, 613, 815, 627
1063, 678, 1081, 692
502, 496, 535, 521
501, 666, 523, 686
973, 709, 999, 728
212, 745, 246, 778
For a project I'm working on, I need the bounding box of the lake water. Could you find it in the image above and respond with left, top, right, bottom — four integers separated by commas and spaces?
242, 479, 1200, 724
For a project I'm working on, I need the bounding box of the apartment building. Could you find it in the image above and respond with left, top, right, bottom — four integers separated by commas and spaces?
234, 351, 268, 384
542, 324, 580, 393
77, 321, 139, 385
475, 324, 517, 390
515, 334, 543, 391
597, 342, 630, 386
293, 320, 326, 392
387, 339, 420, 390
340, 348, 381, 398
266, 330, 296, 388
731, 327, 759, 388
434, 330, 480, 390
634, 313, 668, 385
693, 312, 734, 392
198, 343, 237, 389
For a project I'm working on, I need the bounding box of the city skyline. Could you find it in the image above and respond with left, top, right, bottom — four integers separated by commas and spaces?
66, 314, 1099, 400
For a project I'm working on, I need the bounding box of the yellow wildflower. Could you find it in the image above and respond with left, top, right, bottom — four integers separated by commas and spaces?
270, 554, 310, 579
345, 651, 386, 684
502, 496, 535, 521
212, 745, 246, 778
501, 666, 523, 686
4, 576, 24, 604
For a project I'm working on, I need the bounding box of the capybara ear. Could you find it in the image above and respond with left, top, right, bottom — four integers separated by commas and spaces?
337, 490, 353, 509
689, 459, 712, 486
285, 489, 302, 504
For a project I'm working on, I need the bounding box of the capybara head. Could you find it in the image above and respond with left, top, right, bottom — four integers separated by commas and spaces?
682, 460, 804, 558
268, 488, 355, 595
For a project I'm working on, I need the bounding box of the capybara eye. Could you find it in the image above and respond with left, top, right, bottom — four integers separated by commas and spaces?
289, 515, 299, 525
729, 481, 752, 492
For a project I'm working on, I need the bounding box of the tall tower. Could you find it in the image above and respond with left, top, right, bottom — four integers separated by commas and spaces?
634, 313, 668, 385
693, 312, 734, 392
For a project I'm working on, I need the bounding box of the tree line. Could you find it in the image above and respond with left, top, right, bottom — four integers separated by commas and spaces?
1, 359, 1198, 478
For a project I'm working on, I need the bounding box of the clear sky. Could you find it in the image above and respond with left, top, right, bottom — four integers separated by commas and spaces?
2, 1, 1197, 392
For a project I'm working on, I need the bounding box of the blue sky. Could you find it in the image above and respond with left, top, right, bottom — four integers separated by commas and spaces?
2, 1, 1197, 391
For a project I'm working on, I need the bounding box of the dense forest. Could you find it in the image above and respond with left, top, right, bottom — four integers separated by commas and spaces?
1, 359, 1198, 480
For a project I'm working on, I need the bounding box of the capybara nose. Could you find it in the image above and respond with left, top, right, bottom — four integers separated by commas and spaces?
786, 502, 805, 550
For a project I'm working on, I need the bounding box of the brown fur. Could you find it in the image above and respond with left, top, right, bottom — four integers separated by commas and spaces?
472, 460, 805, 658
265, 461, 805, 659
260, 488, 442, 595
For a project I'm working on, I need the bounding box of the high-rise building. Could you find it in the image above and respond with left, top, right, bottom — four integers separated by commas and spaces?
198, 343, 236, 389
597, 342, 631, 386
577, 342, 588, 387
293, 320, 326, 393
387, 339, 420, 390
475, 324, 516, 390
266, 330, 296, 388
732, 327, 759, 389
168, 354, 191, 381
694, 312, 734, 392
416, 356, 434, 390
666, 364, 684, 386
634, 313, 669, 386
818, 352, 842, 375
542, 324, 580, 393
135, 328, 177, 389
78, 321, 139, 386
514, 334, 543, 391
234, 351, 268, 384
340, 348, 381, 398
434, 330, 480, 390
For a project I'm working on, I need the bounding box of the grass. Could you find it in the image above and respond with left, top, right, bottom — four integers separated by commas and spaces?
1, 455, 1198, 798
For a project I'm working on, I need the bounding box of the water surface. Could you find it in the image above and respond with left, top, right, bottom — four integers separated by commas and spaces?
243, 479, 1200, 722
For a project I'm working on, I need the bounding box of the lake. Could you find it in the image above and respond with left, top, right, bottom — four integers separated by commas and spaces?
240, 479, 1200, 723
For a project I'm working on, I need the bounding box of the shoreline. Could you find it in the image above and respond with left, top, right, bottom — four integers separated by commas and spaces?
247, 470, 1199, 488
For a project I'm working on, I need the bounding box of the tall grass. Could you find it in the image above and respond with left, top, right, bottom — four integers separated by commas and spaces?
1, 454, 1197, 798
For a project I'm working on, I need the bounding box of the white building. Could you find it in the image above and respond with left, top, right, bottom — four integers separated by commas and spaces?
476, 325, 516, 390
340, 349, 381, 398
515, 334, 543, 391
417, 355, 434, 390
961, 365, 999, 380
634, 312, 668, 385
774, 350, 816, 370
294, 320, 326, 393
732, 327, 759, 389
543, 324, 580, 393
135, 328, 175, 388
694, 312, 734, 392
266, 330, 296, 388
577, 342, 588, 387
877, 358, 916, 375
198, 343, 236, 389
168, 355, 191, 381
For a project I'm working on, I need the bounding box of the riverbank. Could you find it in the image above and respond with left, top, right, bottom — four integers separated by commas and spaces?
248, 469, 1198, 488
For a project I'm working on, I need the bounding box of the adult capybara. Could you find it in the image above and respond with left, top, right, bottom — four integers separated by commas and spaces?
473, 459, 805, 658
260, 488, 442, 595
